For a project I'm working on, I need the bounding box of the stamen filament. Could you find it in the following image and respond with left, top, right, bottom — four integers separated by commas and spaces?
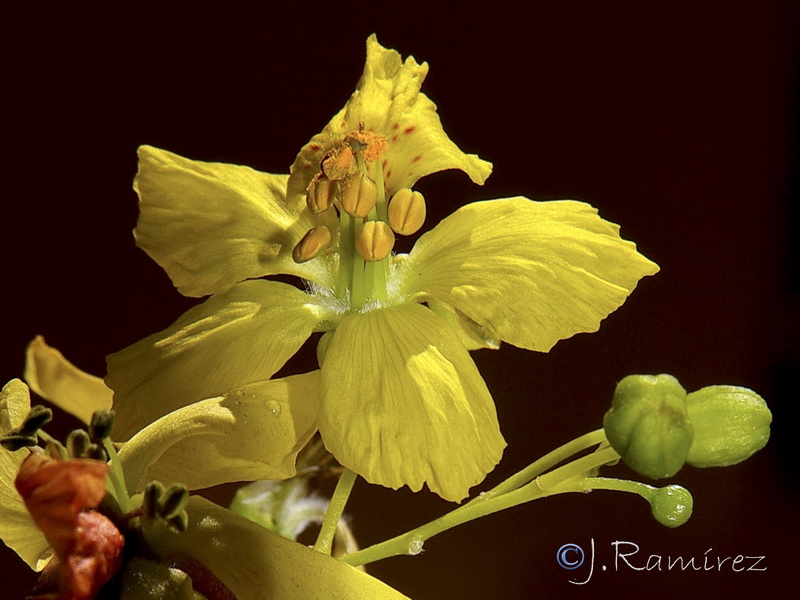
351, 225, 366, 309
103, 438, 132, 514
336, 211, 354, 300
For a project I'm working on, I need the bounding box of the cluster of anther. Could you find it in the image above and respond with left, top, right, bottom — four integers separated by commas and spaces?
293, 127, 427, 265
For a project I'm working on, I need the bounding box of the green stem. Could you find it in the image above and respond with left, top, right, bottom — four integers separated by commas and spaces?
583, 476, 656, 501
314, 468, 357, 555
342, 445, 620, 567
490, 428, 608, 497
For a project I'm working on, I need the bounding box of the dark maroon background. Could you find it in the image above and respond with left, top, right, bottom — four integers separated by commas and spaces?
2, 1, 797, 598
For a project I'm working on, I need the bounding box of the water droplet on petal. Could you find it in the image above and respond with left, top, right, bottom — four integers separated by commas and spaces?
266, 400, 282, 417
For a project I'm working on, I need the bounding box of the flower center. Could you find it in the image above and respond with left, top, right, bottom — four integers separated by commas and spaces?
294, 127, 427, 312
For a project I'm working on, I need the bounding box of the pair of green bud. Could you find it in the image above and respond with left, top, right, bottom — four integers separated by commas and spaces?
603, 374, 771, 479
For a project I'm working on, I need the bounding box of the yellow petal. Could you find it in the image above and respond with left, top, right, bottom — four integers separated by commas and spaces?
144, 496, 410, 600
397, 198, 660, 352
319, 304, 505, 502
107, 280, 326, 440
118, 372, 319, 492
24, 336, 113, 425
135, 145, 336, 297
287, 34, 492, 206
0, 379, 51, 571
426, 299, 501, 351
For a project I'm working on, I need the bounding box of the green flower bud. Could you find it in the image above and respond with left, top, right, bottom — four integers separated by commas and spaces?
603, 374, 694, 479
685, 385, 771, 468
650, 484, 693, 528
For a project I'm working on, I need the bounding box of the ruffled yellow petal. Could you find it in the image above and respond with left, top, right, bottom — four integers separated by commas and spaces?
107, 280, 327, 440
397, 198, 660, 352
135, 145, 335, 297
318, 304, 505, 502
0, 379, 51, 571
287, 34, 492, 206
426, 299, 501, 351
118, 372, 319, 492
144, 496, 410, 600
24, 336, 113, 425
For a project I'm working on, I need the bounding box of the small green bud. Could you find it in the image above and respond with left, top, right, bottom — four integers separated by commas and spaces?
19, 405, 53, 436
89, 409, 115, 441
66, 429, 91, 458
685, 385, 771, 468
650, 484, 693, 528
603, 374, 694, 479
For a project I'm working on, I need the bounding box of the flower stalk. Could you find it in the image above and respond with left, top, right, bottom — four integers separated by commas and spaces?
314, 468, 358, 555
341, 432, 622, 566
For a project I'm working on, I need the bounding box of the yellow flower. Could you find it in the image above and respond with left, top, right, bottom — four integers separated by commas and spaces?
107, 37, 659, 502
